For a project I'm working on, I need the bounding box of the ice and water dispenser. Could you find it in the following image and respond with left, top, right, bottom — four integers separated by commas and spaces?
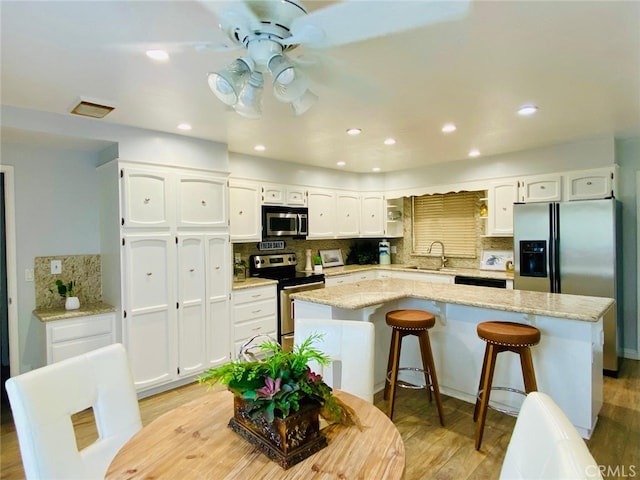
519, 240, 547, 277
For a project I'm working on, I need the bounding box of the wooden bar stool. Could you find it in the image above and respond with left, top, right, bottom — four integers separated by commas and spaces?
473, 321, 541, 450
383, 309, 445, 425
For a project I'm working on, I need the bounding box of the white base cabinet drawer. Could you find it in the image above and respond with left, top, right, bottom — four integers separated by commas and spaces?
234, 317, 275, 341
234, 300, 277, 324
45, 313, 116, 365
233, 285, 276, 304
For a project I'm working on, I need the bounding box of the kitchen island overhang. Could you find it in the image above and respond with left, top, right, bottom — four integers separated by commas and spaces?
291, 279, 614, 439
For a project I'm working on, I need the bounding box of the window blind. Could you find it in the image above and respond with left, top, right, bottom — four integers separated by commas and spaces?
412, 191, 478, 257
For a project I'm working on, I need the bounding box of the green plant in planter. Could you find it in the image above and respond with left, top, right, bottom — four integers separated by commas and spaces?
51, 279, 76, 298
313, 255, 322, 266
198, 335, 359, 426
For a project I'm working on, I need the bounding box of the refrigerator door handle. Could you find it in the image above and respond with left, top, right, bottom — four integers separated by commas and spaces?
549, 203, 561, 293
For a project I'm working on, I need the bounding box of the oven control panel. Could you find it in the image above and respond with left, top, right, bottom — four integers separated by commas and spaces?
250, 253, 298, 270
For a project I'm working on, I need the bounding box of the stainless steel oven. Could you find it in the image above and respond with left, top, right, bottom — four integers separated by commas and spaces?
249, 253, 324, 351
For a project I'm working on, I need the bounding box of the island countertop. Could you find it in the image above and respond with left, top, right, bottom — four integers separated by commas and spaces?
290, 278, 613, 322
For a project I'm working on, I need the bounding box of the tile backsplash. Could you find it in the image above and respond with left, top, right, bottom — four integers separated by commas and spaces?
35, 255, 102, 309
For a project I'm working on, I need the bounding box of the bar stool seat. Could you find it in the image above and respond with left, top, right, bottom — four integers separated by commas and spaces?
474, 321, 541, 451
384, 309, 444, 425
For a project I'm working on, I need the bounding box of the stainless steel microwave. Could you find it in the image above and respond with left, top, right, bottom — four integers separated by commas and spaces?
262, 206, 308, 239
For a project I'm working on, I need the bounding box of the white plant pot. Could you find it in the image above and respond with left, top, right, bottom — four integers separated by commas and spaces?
65, 296, 80, 310
314, 265, 323, 273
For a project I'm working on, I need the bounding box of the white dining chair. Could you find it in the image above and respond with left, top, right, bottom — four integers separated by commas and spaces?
500, 391, 602, 479
5, 343, 142, 480
294, 318, 375, 403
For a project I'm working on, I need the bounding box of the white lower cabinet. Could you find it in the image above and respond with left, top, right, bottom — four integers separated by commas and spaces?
232, 285, 277, 359
45, 313, 116, 365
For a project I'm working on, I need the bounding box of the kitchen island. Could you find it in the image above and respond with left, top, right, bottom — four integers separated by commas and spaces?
291, 278, 614, 438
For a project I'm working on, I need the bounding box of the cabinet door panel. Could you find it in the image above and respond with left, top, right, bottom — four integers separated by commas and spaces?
307, 189, 335, 238
336, 192, 360, 237
361, 193, 385, 237
177, 235, 207, 376
206, 234, 231, 367
177, 175, 227, 227
123, 234, 176, 389
122, 168, 171, 227
488, 181, 517, 236
520, 175, 562, 202
229, 180, 261, 242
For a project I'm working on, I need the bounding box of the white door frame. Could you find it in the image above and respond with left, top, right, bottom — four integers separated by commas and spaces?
1, 165, 19, 376
636, 171, 640, 360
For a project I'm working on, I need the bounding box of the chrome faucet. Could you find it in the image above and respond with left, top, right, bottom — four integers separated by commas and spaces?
428, 241, 447, 269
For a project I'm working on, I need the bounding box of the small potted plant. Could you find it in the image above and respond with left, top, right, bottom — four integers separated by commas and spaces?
198, 335, 359, 468
313, 255, 323, 273
51, 279, 80, 310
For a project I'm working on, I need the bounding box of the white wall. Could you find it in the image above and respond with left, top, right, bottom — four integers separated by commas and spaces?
2, 143, 102, 371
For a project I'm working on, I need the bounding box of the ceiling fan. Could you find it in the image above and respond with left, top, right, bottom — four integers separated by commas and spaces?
201, 0, 470, 119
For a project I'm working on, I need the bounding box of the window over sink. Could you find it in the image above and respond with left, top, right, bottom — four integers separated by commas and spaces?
411, 191, 482, 258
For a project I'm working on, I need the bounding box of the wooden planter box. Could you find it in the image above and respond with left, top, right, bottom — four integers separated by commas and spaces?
228, 396, 328, 469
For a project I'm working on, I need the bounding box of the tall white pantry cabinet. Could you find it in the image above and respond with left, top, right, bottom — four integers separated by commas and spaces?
99, 160, 231, 395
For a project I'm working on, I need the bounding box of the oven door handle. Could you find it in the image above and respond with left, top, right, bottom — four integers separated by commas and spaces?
281, 281, 325, 290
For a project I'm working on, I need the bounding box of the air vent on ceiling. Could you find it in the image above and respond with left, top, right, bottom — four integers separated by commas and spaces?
70, 98, 115, 118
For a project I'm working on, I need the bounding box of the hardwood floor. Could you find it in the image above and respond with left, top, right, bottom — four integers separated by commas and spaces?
1, 359, 638, 479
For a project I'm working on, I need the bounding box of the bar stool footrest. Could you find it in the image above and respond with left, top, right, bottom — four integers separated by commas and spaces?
477, 386, 526, 417
386, 367, 432, 391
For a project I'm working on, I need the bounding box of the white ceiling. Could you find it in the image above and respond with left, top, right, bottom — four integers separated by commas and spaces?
1, 1, 639, 173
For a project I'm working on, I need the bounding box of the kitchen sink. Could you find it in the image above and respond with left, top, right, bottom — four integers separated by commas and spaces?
405, 266, 456, 273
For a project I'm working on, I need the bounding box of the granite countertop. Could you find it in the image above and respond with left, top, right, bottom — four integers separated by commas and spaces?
321, 264, 514, 280
232, 277, 278, 290
290, 278, 613, 322
34, 302, 116, 322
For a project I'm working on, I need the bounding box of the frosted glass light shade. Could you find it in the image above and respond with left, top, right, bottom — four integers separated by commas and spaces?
291, 89, 318, 116
207, 58, 252, 106
269, 55, 308, 103
235, 72, 264, 119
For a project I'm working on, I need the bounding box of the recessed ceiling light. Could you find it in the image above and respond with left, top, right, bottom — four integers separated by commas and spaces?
346, 128, 362, 136
383, 138, 396, 146
336, 161, 346, 167
254, 144, 266, 152
469, 149, 481, 158
441, 123, 457, 133
146, 49, 169, 61
372, 167, 381, 172
517, 104, 539, 116
177, 123, 191, 131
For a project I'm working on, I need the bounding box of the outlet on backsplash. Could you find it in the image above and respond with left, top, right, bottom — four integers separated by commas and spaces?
34, 255, 103, 309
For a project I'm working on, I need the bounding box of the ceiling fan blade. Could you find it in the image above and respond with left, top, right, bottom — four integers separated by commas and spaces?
288, 0, 471, 49
198, 0, 261, 45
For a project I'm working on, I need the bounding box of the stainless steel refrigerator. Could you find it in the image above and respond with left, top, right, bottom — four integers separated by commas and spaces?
513, 198, 621, 375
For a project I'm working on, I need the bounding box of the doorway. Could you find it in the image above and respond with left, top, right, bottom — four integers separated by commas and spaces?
0, 166, 18, 406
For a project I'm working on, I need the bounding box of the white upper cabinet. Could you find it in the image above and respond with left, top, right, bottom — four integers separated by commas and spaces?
488, 180, 518, 236
176, 174, 227, 228
307, 188, 336, 238
360, 192, 385, 237
229, 179, 261, 242
336, 191, 360, 238
262, 183, 307, 206
518, 174, 562, 203
564, 166, 617, 201
121, 166, 173, 228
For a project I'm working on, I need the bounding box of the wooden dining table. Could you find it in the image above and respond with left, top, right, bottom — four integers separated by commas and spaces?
106, 389, 405, 479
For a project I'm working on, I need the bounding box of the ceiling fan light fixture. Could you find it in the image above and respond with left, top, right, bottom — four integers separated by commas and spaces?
269, 55, 309, 103
235, 71, 264, 119
207, 58, 253, 106
290, 89, 318, 116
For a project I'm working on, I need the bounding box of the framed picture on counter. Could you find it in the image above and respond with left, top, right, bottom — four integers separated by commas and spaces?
480, 250, 513, 271
319, 249, 344, 267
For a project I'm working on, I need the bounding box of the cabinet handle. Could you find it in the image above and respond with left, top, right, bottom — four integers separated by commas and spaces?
146, 272, 152, 276
201, 200, 207, 206
238, 210, 243, 215
586, 181, 592, 185
320, 213, 323, 217
190, 268, 195, 272
540, 185, 546, 190
215, 266, 220, 270
252, 309, 262, 314
371, 214, 375, 217
251, 327, 262, 331
251, 294, 262, 298
144, 197, 150, 204
502, 207, 507, 211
